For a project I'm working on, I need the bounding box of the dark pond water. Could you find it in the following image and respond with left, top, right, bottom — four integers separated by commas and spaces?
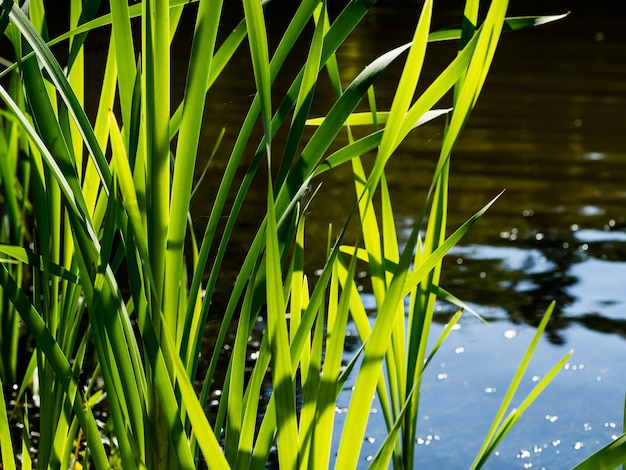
151, 1, 626, 468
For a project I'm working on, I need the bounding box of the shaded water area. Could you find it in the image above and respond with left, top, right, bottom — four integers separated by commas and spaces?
182, 1, 626, 468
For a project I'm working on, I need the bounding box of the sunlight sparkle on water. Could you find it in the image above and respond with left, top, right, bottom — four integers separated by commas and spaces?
503, 329, 517, 339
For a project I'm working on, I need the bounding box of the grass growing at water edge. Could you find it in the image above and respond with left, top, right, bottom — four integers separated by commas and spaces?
0, 0, 570, 468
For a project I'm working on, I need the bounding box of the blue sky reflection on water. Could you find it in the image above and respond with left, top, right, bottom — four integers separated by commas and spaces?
335, 291, 626, 468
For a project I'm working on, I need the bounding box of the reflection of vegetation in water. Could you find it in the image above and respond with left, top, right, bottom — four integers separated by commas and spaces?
439, 222, 626, 344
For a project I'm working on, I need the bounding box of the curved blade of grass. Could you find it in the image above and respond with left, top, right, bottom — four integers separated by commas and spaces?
305, 108, 451, 127
310, 248, 358, 469
265, 176, 299, 468
277, 40, 412, 212
243, 0, 272, 148
403, 191, 503, 295
109, 0, 136, 137
275, 0, 326, 188
471, 300, 561, 468
428, 12, 569, 42
572, 433, 626, 470
0, 377, 16, 470
164, 0, 223, 340
473, 349, 573, 469
0, 244, 79, 284
189, 126, 225, 201
66, 0, 101, 71
378, 0, 432, 164
5, 2, 112, 193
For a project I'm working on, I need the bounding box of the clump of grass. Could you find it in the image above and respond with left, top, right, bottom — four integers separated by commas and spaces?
0, 0, 569, 468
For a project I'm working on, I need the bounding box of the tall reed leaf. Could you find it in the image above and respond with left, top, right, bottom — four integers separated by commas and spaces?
0, 378, 16, 470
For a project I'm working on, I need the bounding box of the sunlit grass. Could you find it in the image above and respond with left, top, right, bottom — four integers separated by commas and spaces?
0, 0, 571, 468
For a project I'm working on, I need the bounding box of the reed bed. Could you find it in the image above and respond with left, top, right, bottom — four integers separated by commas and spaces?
0, 1, 586, 468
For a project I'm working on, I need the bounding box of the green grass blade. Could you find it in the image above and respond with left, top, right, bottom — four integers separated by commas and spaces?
242, 0, 272, 147
300, 276, 322, 467
5, 2, 112, 193
334, 248, 409, 468
403, 191, 503, 296
143, 0, 171, 322
473, 350, 573, 469
275, 0, 326, 187
0, 244, 79, 284
108, 111, 156, 290
369, 311, 462, 470
380, 173, 404, 419
405, 151, 450, 468
0, 377, 16, 470
154, 307, 230, 469
109, 0, 136, 137
573, 434, 626, 470
265, 178, 299, 468
305, 108, 450, 127
378, 0, 431, 163
310, 249, 358, 468
276, 40, 412, 214
164, 0, 223, 341
238, 334, 271, 469
225, 271, 258, 465
441, 1, 508, 167
471, 301, 561, 468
